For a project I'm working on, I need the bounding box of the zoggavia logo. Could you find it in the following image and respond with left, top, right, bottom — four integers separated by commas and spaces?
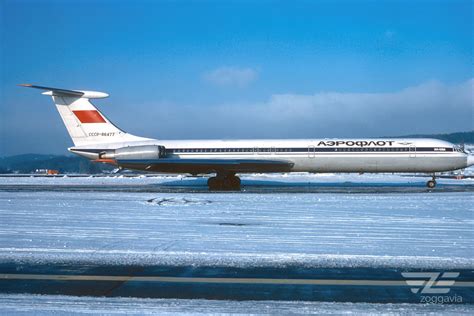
402, 272, 459, 294
401, 272, 463, 304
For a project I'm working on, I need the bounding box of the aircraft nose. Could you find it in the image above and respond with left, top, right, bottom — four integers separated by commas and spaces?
467, 155, 474, 167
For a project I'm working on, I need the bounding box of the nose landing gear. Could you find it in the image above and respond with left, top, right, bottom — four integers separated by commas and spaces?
208, 173, 241, 191
426, 175, 437, 188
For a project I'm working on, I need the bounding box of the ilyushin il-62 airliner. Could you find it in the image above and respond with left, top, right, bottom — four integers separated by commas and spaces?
21, 84, 474, 190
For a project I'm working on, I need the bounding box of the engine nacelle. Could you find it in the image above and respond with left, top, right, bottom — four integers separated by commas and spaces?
100, 145, 166, 160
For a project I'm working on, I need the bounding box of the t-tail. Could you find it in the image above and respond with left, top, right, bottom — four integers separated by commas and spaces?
19, 84, 150, 151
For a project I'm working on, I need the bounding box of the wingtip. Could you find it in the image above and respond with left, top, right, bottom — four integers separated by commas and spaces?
18, 83, 33, 87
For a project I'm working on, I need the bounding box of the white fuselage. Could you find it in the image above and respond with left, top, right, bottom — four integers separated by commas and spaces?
72, 137, 471, 174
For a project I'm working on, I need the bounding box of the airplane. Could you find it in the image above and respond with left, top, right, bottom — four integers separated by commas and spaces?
20, 84, 474, 190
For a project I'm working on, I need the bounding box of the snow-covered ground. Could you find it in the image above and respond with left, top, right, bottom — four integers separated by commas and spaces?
0, 174, 472, 313
1, 171, 473, 186
0, 173, 472, 262
0, 294, 473, 315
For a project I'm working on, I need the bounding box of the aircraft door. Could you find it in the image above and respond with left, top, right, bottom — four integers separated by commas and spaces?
308, 145, 315, 158
409, 144, 416, 158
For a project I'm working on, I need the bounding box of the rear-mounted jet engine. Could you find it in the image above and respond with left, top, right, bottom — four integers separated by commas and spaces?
100, 145, 166, 160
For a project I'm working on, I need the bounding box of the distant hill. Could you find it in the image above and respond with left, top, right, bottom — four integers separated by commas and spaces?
390, 131, 474, 144
0, 154, 114, 174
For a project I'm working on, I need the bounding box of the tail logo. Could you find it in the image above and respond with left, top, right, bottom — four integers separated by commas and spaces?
72, 110, 106, 123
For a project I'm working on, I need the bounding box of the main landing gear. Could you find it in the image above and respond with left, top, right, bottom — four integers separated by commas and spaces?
207, 173, 241, 191
426, 175, 437, 189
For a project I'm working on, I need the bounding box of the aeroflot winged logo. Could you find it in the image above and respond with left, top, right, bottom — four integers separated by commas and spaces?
401, 272, 460, 294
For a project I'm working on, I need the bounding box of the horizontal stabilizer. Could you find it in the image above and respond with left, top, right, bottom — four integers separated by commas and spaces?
19, 84, 109, 99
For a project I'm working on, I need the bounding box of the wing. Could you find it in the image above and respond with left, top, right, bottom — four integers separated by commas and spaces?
115, 158, 295, 174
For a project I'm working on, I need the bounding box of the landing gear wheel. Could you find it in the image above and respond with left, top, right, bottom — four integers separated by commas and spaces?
208, 177, 222, 190
225, 175, 241, 190
426, 180, 436, 188
207, 174, 241, 191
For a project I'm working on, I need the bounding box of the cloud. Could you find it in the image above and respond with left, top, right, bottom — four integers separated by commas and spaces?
3, 79, 472, 155
134, 79, 473, 139
203, 66, 259, 87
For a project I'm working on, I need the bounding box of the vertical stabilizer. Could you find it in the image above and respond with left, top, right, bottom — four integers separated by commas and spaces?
20, 84, 150, 146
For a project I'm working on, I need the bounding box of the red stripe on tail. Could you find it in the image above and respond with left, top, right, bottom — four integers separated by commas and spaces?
73, 110, 106, 123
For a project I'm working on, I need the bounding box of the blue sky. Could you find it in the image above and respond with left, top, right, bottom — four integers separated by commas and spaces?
1, 0, 472, 155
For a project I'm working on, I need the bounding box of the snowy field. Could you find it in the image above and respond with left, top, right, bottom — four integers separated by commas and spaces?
1, 171, 473, 187
0, 173, 473, 313
0, 173, 472, 261
0, 294, 473, 315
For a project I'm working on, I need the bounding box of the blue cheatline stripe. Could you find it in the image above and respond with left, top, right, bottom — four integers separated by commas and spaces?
1, 274, 474, 286
72, 147, 455, 155
162, 152, 453, 155
167, 147, 453, 153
